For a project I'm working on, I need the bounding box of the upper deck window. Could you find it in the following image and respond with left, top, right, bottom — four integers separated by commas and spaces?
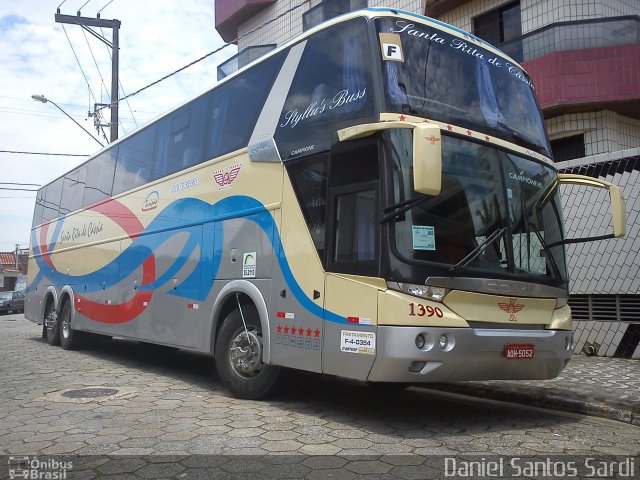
376, 17, 551, 158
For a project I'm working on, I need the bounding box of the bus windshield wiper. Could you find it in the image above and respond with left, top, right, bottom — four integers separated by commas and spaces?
449, 227, 506, 273
380, 195, 429, 224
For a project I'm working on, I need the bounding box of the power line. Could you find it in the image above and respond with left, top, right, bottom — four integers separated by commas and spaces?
0, 187, 39, 192
107, 0, 311, 108
98, 1, 115, 15
0, 182, 41, 187
60, 23, 110, 143
0, 150, 90, 157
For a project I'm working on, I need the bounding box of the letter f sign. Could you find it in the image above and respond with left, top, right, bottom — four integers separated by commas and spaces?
379, 33, 404, 62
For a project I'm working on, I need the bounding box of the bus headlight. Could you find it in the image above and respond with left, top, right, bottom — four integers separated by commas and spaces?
387, 282, 449, 302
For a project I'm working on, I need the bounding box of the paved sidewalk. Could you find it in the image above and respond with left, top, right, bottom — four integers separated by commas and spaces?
428, 355, 640, 426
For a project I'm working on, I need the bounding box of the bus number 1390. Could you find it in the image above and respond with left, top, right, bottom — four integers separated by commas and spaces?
409, 303, 444, 318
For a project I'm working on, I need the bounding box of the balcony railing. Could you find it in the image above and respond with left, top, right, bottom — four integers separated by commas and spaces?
498, 15, 640, 64
217, 44, 277, 80
302, 0, 367, 31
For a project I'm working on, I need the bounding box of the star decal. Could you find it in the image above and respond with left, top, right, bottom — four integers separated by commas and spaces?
399, 115, 406, 121
466, 129, 472, 136
447, 124, 453, 131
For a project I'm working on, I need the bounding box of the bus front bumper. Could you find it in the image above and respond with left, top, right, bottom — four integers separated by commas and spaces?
367, 325, 573, 383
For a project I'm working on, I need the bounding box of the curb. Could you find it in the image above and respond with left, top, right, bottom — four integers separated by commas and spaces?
426, 384, 640, 426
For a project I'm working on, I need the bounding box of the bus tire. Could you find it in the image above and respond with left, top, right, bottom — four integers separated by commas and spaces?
59, 299, 84, 350
45, 299, 60, 346
215, 305, 279, 400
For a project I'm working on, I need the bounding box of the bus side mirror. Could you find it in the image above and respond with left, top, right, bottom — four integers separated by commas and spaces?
557, 173, 626, 238
412, 124, 442, 196
337, 121, 442, 196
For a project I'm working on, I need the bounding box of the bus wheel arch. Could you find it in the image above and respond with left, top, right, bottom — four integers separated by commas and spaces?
210, 282, 278, 399
210, 281, 272, 363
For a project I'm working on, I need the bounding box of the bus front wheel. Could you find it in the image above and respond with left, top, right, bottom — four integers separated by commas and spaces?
215, 305, 279, 400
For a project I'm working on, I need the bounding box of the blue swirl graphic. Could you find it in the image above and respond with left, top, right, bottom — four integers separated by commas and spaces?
30, 195, 348, 324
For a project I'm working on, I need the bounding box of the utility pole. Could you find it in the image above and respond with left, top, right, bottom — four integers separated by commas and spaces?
55, 10, 121, 142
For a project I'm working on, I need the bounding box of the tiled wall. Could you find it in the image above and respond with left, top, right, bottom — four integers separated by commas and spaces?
547, 111, 640, 156
573, 321, 640, 358
437, 0, 640, 35
238, 1, 425, 50
237, 0, 318, 50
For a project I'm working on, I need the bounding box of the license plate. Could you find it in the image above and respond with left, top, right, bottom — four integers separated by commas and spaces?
504, 343, 534, 360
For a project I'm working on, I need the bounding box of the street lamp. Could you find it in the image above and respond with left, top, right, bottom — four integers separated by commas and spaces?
31, 94, 104, 147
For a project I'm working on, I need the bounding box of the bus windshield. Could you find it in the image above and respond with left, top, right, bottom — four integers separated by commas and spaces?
387, 131, 568, 287
376, 18, 551, 158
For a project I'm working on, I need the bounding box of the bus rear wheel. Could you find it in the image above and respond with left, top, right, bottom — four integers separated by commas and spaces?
44, 300, 60, 346
215, 305, 279, 400
60, 299, 84, 350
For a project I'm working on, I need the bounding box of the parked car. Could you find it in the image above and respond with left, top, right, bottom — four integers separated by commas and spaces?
0, 291, 25, 314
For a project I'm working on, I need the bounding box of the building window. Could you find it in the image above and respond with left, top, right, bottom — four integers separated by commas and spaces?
551, 134, 585, 162
302, 0, 367, 31
473, 2, 523, 62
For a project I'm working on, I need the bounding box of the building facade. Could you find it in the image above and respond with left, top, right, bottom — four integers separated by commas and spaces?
214, 0, 640, 357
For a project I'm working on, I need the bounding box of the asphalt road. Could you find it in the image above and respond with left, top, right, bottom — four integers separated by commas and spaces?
1, 313, 638, 479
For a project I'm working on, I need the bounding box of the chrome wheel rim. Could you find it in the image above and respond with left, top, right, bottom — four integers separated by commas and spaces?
229, 328, 263, 378
62, 313, 71, 339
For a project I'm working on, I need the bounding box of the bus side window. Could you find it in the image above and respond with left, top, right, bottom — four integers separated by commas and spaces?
42, 178, 63, 222
113, 126, 156, 195
206, 51, 284, 160
83, 148, 117, 206
286, 154, 329, 265
60, 166, 87, 215
32, 189, 45, 228
327, 140, 380, 276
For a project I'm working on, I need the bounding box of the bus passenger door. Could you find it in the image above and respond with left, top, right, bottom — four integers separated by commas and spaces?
322, 139, 380, 380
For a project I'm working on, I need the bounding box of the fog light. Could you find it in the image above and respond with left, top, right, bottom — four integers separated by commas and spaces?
409, 361, 427, 373
415, 334, 426, 349
439, 334, 448, 350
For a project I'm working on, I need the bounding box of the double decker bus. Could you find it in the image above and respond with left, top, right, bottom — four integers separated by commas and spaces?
26, 8, 626, 399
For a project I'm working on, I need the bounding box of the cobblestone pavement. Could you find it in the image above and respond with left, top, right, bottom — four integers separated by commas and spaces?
1, 315, 639, 479
430, 355, 640, 425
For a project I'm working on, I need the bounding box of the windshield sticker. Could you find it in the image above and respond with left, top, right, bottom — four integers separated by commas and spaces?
412, 226, 436, 251
387, 20, 534, 90
279, 88, 367, 129
508, 172, 543, 189
379, 33, 404, 62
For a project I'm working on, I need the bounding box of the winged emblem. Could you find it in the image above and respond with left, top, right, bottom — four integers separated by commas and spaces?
498, 298, 525, 322
425, 135, 441, 145
213, 164, 241, 189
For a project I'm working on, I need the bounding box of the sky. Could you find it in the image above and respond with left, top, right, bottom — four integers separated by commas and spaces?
0, 0, 235, 252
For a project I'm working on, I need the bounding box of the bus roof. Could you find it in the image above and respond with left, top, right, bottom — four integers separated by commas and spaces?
38, 7, 524, 192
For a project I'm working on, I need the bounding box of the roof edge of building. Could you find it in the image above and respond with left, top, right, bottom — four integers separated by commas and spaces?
555, 147, 640, 170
